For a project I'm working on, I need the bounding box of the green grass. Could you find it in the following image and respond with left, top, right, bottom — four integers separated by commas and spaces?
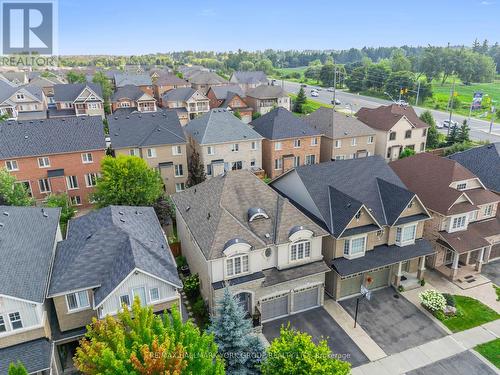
271, 66, 324, 86
289, 94, 332, 115
436, 295, 499, 332
475, 339, 500, 368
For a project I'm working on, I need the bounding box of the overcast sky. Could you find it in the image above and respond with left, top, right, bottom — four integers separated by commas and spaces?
57, 0, 500, 55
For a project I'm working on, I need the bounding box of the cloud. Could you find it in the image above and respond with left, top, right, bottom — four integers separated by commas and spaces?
480, 1, 495, 5
199, 9, 216, 17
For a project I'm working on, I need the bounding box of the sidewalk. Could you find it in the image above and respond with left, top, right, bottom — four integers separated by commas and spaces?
351, 319, 500, 375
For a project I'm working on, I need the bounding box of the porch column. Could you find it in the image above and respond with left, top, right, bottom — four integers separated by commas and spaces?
475, 247, 485, 272
394, 262, 403, 287
484, 246, 492, 264
417, 256, 426, 280
451, 251, 460, 279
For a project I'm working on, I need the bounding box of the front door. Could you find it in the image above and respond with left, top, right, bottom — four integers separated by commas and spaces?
444, 249, 454, 265
235, 292, 252, 316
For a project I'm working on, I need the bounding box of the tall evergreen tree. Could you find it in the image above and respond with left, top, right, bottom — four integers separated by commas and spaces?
208, 288, 265, 375
457, 119, 471, 143
293, 87, 307, 113
187, 150, 206, 187
420, 110, 440, 149
8, 362, 28, 375
447, 124, 459, 145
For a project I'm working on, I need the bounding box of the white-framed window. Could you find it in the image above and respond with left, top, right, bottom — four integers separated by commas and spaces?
38, 178, 51, 193
231, 161, 242, 170
396, 224, 417, 246
16, 93, 25, 100
207, 146, 215, 155
274, 158, 282, 170
343, 235, 366, 258
38, 157, 50, 168
405, 130, 412, 139
146, 148, 156, 158
293, 139, 301, 148
5, 160, 18, 171
119, 294, 130, 307
305, 154, 316, 165
175, 183, 185, 192
251, 141, 258, 150
70, 196, 82, 206
275, 142, 282, 151
335, 140, 341, 148
226, 255, 249, 277
231, 143, 239, 152
457, 182, 467, 190
290, 240, 311, 261
129, 148, 140, 156
172, 145, 182, 155
132, 287, 147, 306
66, 291, 90, 311
206, 164, 212, 176
0, 316, 5, 332
9, 312, 22, 330
351, 138, 357, 146
66, 175, 79, 190
120, 101, 131, 108
335, 155, 345, 160
81, 153, 93, 163
88, 102, 99, 109
311, 137, 318, 146
174, 164, 183, 177
468, 210, 478, 222
149, 288, 160, 302
484, 204, 493, 217
293, 156, 300, 167
389, 132, 396, 141
451, 215, 467, 230
85, 173, 98, 187
368, 135, 374, 144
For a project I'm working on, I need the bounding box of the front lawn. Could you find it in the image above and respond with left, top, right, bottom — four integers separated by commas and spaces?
475, 338, 500, 368
289, 94, 331, 115
436, 295, 499, 332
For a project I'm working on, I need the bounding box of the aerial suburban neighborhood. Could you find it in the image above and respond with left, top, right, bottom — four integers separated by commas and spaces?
0, 1, 499, 374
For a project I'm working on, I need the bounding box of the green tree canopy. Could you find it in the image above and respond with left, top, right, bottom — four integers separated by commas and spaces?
8, 362, 28, 375
187, 150, 206, 187
365, 64, 390, 90
457, 120, 471, 143
45, 193, 76, 235
92, 71, 113, 114
66, 71, 87, 83
345, 66, 366, 92
255, 58, 274, 74
384, 71, 415, 99
238, 60, 255, 71
92, 155, 164, 207
0, 169, 34, 206
399, 148, 416, 159
293, 87, 307, 113
390, 49, 412, 72
75, 298, 225, 374
260, 325, 350, 375
420, 110, 441, 149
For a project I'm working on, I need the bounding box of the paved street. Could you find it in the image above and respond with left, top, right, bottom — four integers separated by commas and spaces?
280, 80, 500, 143
406, 350, 498, 375
482, 260, 500, 286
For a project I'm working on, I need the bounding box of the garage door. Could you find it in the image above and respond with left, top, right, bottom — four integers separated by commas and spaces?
339, 275, 363, 299
367, 267, 390, 290
261, 294, 288, 322
292, 287, 319, 313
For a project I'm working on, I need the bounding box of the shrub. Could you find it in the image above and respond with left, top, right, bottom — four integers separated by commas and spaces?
419, 289, 446, 312
397, 285, 405, 293
183, 274, 200, 299
442, 293, 456, 307
175, 255, 187, 269
192, 296, 206, 317
420, 279, 426, 286
434, 309, 446, 321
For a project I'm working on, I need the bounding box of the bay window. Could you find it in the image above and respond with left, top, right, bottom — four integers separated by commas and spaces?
66, 290, 90, 311
343, 235, 366, 258
451, 215, 467, 231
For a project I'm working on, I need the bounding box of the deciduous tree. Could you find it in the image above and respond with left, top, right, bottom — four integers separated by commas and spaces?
45, 194, 76, 235
0, 169, 34, 206
66, 71, 87, 83
8, 362, 28, 375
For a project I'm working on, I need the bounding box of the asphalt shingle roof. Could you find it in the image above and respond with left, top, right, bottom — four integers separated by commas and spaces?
154, 72, 189, 86
448, 143, 500, 193
111, 84, 151, 101
187, 71, 228, 85
250, 107, 322, 140
356, 104, 429, 131
0, 116, 105, 159
48, 206, 182, 305
0, 338, 52, 374
172, 170, 328, 260
114, 73, 152, 87
184, 109, 262, 145
0, 206, 60, 302
53, 83, 102, 102
162, 87, 197, 102
0, 82, 44, 104
108, 110, 185, 149
209, 84, 245, 99
246, 84, 287, 99
230, 71, 268, 85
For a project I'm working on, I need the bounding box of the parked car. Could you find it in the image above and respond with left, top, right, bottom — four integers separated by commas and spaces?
435, 122, 444, 129
395, 99, 409, 106
332, 99, 341, 105
442, 120, 459, 128
300, 84, 307, 88
327, 87, 334, 92
311, 91, 319, 97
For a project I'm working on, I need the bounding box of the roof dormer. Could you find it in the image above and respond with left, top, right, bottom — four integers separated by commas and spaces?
247, 207, 269, 222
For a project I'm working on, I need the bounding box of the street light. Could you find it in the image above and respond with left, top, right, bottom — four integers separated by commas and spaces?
384, 92, 396, 103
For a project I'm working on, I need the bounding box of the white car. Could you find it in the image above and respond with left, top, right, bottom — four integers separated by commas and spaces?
395, 99, 409, 106
326, 87, 335, 92
311, 91, 319, 97
442, 120, 459, 128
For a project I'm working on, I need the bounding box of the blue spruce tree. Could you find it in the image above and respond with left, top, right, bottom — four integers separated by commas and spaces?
208, 288, 265, 375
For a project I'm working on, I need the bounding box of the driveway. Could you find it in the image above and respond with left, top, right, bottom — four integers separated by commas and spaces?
262, 307, 369, 367
339, 288, 447, 355
482, 260, 500, 286
407, 350, 498, 375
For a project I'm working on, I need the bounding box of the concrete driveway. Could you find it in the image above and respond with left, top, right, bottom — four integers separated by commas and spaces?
339, 288, 447, 355
262, 307, 369, 367
482, 260, 500, 286
407, 350, 498, 375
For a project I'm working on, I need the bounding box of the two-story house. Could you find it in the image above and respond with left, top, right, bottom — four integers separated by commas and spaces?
47, 206, 182, 372
0, 206, 61, 375
29, 75, 66, 106
185, 71, 228, 95
356, 104, 429, 161
152, 73, 190, 105
111, 84, 157, 113
113, 73, 153, 96
184, 109, 263, 178
250, 107, 322, 179
206, 85, 253, 123
108, 111, 189, 194
390, 153, 500, 279
271, 156, 434, 300
304, 107, 376, 162
229, 71, 268, 93
51, 83, 105, 118
0, 116, 106, 208
161, 87, 210, 124
172, 170, 330, 323
0, 80, 47, 120
245, 84, 290, 115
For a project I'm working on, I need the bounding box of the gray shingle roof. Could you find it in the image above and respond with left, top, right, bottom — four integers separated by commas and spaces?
111, 84, 150, 102
304, 107, 376, 139
209, 84, 245, 99
162, 87, 197, 102
154, 72, 189, 86
108, 110, 185, 149
0, 338, 52, 374
0, 206, 60, 302
187, 71, 228, 85
272, 156, 416, 237
53, 83, 102, 102
250, 107, 322, 140
246, 84, 287, 99
172, 170, 328, 260
0, 116, 106, 159
48, 206, 182, 305
0, 82, 44, 104
114, 73, 152, 87
184, 109, 262, 145
230, 71, 268, 85
448, 143, 500, 193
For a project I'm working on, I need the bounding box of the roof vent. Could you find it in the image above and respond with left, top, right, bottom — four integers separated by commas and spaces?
2, 211, 9, 216
0, 223, 4, 228
265, 233, 271, 239
114, 117, 118, 120
346, 202, 351, 208
86, 234, 93, 240
120, 218, 126, 223
207, 212, 211, 220
126, 116, 130, 119
185, 206, 190, 212
24, 135, 28, 139
119, 211, 124, 215
41, 208, 48, 218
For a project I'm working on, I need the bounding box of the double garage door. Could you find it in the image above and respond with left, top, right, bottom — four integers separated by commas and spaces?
260, 286, 320, 322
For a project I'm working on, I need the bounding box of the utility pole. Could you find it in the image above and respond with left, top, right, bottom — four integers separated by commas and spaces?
398, 86, 402, 102
447, 78, 456, 137
415, 80, 421, 107
332, 66, 337, 142
490, 106, 496, 134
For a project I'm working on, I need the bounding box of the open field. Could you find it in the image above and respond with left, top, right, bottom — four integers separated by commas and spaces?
271, 66, 322, 86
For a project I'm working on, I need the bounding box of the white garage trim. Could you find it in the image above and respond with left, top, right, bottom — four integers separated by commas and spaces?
292, 284, 321, 313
